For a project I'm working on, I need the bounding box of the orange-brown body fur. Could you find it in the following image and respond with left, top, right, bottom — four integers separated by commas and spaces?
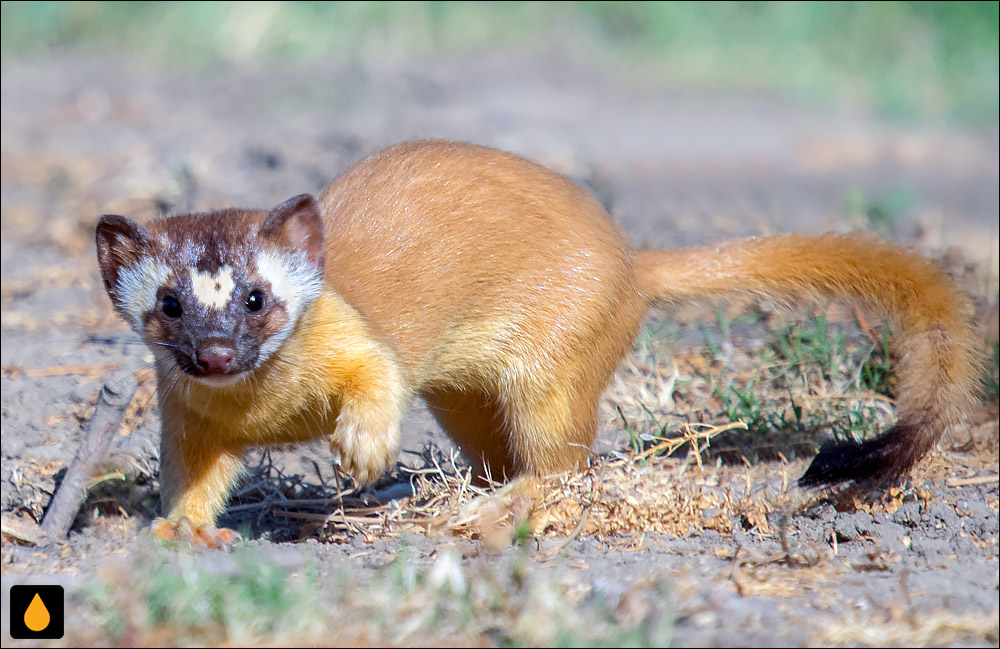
150, 140, 981, 530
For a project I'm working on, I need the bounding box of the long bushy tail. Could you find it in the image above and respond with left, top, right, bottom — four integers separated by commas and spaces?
633, 233, 983, 487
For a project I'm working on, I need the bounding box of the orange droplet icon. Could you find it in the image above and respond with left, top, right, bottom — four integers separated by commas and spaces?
24, 592, 51, 632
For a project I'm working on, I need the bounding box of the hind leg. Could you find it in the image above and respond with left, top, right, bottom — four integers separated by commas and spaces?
423, 387, 516, 480
499, 284, 645, 475
423, 377, 603, 480
424, 292, 644, 480
502, 376, 602, 476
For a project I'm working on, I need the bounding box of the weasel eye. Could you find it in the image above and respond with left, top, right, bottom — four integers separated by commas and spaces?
246, 290, 265, 312
162, 295, 182, 318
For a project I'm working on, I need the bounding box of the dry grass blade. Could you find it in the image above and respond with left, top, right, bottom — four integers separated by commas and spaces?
304, 418, 762, 544
818, 609, 999, 646
263, 417, 743, 545
632, 420, 748, 462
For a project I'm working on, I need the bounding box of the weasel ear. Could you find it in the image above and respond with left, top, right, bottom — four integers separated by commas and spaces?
96, 214, 154, 297
259, 194, 325, 271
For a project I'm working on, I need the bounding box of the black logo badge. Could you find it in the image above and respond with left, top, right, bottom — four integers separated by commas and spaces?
9, 585, 64, 639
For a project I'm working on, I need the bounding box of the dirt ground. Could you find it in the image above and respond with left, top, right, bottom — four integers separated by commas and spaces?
1, 54, 998, 646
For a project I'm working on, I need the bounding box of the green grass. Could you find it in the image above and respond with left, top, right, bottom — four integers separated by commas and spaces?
1, 1, 997, 124
607, 306, 899, 464
73, 543, 675, 646
843, 187, 916, 234
81, 547, 325, 644
699, 309, 893, 445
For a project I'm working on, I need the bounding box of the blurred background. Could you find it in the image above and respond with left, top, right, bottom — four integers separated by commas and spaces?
3, 1, 998, 123
3, 2, 997, 246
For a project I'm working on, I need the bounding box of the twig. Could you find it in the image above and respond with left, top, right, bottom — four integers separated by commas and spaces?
24, 363, 120, 379
538, 506, 591, 561
1, 514, 49, 546
40, 374, 137, 539
945, 474, 999, 487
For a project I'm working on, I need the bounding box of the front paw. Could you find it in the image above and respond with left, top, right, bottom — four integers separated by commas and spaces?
331, 413, 401, 484
151, 517, 240, 549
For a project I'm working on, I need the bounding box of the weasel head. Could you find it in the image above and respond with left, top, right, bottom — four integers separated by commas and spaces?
96, 194, 325, 385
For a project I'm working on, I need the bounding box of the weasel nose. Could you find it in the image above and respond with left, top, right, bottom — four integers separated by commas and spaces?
197, 344, 236, 373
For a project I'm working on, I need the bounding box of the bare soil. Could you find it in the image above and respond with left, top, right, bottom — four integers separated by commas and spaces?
2, 54, 998, 646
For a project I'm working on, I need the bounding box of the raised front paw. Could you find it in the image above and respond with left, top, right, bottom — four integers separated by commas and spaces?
331, 411, 402, 485
151, 517, 241, 549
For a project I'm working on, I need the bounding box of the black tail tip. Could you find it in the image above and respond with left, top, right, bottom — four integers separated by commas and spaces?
798, 424, 927, 489
798, 442, 865, 488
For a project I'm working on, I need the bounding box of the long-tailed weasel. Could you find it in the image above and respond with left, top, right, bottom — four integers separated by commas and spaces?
96, 140, 983, 543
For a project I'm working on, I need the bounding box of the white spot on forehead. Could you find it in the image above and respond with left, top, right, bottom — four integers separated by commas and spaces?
116, 258, 171, 330
189, 266, 236, 310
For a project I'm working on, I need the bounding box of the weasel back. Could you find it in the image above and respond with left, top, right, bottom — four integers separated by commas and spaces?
318, 140, 647, 389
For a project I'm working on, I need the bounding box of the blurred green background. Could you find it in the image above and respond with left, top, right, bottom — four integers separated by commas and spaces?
2, 1, 998, 124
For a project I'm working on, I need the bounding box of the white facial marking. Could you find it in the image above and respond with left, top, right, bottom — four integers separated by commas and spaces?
189, 266, 236, 310
255, 250, 323, 317
255, 250, 323, 362
116, 258, 171, 330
